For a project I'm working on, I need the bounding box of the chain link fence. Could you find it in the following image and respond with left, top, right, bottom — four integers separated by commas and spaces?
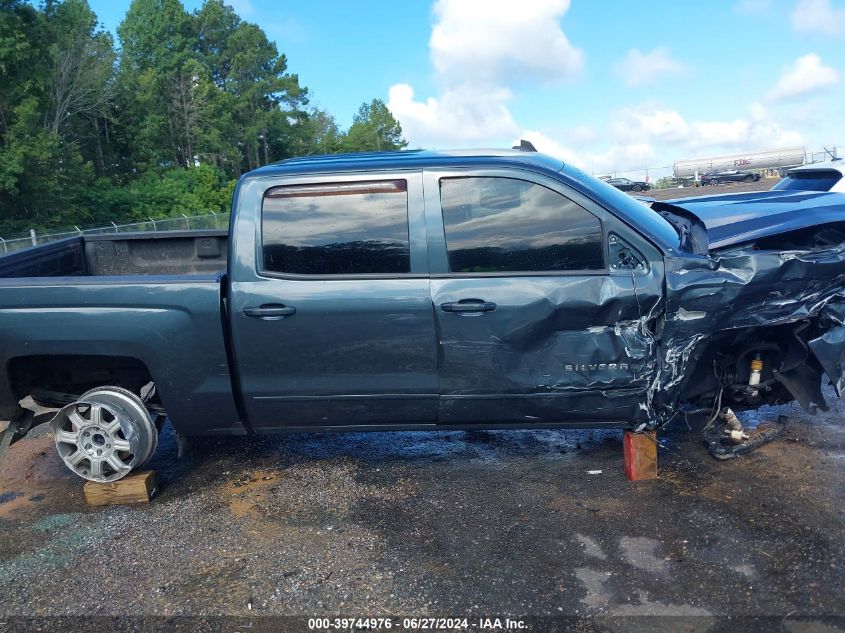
0, 211, 230, 255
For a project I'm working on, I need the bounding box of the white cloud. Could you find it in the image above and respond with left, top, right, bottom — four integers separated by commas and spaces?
605, 103, 803, 155
518, 130, 586, 168
429, 0, 583, 86
613, 48, 685, 87
565, 125, 599, 145
612, 107, 690, 143
791, 0, 845, 35
383, 0, 814, 177
387, 0, 582, 147
388, 83, 518, 146
767, 53, 840, 101
588, 143, 658, 175
512, 133, 660, 178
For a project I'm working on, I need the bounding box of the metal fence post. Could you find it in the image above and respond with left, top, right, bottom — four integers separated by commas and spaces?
0, 237, 6, 254
111, 221, 119, 234
30, 229, 37, 246
182, 213, 190, 230
149, 217, 157, 231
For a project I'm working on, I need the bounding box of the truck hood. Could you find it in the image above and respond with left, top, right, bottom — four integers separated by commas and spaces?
657, 190, 845, 250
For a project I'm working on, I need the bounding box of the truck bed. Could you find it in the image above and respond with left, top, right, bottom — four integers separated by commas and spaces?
0, 229, 243, 435
0, 230, 228, 278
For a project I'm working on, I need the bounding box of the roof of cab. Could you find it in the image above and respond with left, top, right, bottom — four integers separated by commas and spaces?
244, 148, 565, 178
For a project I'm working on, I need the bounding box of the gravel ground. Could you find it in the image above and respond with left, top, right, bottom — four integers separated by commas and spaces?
0, 389, 843, 631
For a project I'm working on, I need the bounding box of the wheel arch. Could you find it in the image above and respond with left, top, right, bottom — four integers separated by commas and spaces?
7, 354, 155, 406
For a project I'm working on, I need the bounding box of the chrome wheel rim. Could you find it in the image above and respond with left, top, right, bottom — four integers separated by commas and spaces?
51, 401, 137, 482
80, 387, 158, 468
50, 387, 157, 482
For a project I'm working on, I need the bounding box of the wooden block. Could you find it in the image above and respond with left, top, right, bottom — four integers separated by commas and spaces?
623, 431, 658, 481
84, 470, 157, 506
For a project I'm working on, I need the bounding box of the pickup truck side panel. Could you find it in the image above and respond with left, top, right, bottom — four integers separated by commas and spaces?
423, 167, 664, 426
227, 172, 440, 430
0, 278, 243, 435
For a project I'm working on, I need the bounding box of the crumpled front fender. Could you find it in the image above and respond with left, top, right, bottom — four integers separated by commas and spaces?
809, 326, 845, 396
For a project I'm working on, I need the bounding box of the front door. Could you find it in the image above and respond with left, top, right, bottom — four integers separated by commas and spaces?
229, 171, 438, 430
423, 168, 664, 427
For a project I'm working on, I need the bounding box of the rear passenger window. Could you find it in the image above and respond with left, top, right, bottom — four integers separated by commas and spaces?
261, 180, 410, 275
439, 177, 604, 273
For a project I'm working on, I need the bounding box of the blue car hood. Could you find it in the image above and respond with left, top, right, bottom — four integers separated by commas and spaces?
661, 190, 845, 249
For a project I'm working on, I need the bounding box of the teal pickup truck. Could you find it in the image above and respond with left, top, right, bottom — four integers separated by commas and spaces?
2, 147, 845, 482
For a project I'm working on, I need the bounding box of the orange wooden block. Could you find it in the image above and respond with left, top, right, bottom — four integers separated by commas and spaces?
623, 431, 658, 481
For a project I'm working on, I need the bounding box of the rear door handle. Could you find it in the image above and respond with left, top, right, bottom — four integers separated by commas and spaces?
243, 304, 296, 320
440, 299, 497, 313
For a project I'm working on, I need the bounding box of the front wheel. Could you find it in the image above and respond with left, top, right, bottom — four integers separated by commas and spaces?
633, 184, 643, 192
710, 178, 719, 186
744, 175, 755, 182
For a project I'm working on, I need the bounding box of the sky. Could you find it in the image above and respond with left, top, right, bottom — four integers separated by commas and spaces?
88, 0, 845, 180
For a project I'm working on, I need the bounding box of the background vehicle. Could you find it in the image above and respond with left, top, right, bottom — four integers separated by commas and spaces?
771, 161, 845, 193
605, 177, 651, 192
2, 148, 845, 483
699, 169, 761, 185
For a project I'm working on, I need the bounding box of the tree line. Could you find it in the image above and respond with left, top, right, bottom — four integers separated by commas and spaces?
0, 0, 408, 235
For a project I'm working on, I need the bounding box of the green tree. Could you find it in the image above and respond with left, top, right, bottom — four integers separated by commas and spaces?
43, 0, 115, 136
0, 1, 102, 231
342, 99, 407, 152
293, 107, 342, 156
116, 0, 196, 169
225, 20, 308, 170
0, 0, 413, 237
0, 97, 95, 232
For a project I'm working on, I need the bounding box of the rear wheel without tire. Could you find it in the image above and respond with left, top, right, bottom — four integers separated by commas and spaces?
50, 387, 158, 482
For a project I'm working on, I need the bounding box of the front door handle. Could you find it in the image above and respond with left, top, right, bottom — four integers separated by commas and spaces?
243, 304, 296, 320
440, 299, 497, 313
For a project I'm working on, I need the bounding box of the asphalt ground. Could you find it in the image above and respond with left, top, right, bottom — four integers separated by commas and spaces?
642, 178, 774, 201
0, 387, 843, 632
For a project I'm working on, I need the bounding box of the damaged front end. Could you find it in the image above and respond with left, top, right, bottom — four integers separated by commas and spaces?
652, 197, 845, 430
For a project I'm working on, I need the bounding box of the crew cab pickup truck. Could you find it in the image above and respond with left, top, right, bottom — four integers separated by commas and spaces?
3, 148, 845, 482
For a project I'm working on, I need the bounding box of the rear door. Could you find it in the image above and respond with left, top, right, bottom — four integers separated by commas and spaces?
229, 171, 438, 430
423, 167, 664, 427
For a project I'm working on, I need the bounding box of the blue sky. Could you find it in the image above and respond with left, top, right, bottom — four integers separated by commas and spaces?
88, 0, 845, 179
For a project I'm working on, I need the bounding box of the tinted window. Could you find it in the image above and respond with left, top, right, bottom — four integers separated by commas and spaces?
439, 177, 604, 273
772, 170, 841, 192
262, 180, 410, 275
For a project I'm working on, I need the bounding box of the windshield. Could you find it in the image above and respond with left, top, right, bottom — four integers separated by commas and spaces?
772, 169, 841, 192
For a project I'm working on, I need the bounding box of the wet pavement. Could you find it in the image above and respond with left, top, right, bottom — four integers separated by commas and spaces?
0, 391, 843, 631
